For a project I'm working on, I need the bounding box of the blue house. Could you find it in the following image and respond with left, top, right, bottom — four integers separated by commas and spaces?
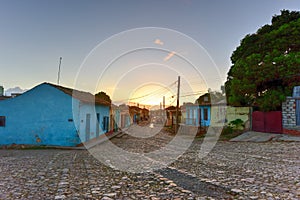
184, 93, 213, 127
185, 104, 211, 127
0, 82, 110, 147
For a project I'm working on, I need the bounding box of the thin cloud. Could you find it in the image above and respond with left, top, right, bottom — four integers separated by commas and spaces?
154, 39, 164, 45
164, 51, 176, 61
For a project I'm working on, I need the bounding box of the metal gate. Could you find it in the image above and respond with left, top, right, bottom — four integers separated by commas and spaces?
252, 111, 282, 133
252, 111, 265, 132
293, 86, 300, 126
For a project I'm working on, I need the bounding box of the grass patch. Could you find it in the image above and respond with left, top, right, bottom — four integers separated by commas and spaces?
194, 126, 244, 141
219, 126, 244, 141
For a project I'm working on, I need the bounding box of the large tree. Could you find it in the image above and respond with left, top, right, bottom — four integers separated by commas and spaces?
225, 10, 300, 111
95, 91, 112, 104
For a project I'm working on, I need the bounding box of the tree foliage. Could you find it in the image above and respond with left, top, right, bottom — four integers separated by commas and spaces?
225, 10, 300, 111
95, 91, 112, 104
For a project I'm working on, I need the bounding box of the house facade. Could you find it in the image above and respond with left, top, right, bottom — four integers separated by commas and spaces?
185, 104, 211, 127
140, 108, 150, 121
0, 83, 110, 147
129, 106, 140, 124
165, 106, 176, 126
126, 106, 150, 124
110, 104, 121, 132
119, 104, 131, 129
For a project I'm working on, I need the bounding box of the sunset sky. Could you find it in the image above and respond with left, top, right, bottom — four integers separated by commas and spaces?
1, 0, 300, 106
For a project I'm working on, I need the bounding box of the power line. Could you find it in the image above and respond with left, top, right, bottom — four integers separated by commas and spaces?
180, 92, 206, 98
180, 90, 206, 95
113, 81, 177, 102
128, 82, 176, 101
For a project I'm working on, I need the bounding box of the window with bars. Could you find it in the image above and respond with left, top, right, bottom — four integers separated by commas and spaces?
103, 116, 109, 132
0, 116, 6, 127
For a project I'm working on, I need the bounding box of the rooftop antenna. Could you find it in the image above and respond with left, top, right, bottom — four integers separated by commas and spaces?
57, 57, 62, 85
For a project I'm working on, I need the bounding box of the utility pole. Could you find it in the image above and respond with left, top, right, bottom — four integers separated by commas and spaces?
160, 102, 162, 117
163, 96, 165, 119
175, 76, 180, 133
57, 57, 62, 85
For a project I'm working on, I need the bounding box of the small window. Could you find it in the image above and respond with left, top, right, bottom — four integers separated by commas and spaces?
204, 96, 209, 102
0, 116, 6, 127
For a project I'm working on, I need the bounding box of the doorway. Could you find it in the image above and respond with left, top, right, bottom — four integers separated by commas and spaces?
85, 114, 91, 141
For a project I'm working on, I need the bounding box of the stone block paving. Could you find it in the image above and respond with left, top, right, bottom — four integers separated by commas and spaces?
0, 149, 197, 200
0, 131, 299, 199
170, 141, 300, 199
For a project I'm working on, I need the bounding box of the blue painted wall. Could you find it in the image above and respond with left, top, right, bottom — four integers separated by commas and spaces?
73, 100, 110, 143
119, 113, 131, 129
0, 83, 111, 146
185, 105, 211, 127
96, 104, 110, 134
113, 109, 120, 130
0, 83, 79, 146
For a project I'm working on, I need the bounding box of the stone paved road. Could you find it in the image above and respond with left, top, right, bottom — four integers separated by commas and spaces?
0, 149, 199, 200
171, 141, 300, 199
0, 130, 299, 199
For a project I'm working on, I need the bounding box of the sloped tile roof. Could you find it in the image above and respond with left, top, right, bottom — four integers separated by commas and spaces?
46, 83, 111, 106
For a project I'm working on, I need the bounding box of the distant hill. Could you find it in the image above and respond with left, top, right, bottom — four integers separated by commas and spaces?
5, 87, 27, 96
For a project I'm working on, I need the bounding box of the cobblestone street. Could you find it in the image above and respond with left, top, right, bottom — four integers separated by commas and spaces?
0, 131, 299, 199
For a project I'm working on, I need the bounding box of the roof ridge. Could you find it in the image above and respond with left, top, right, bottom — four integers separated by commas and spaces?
45, 82, 92, 95
45, 82, 110, 106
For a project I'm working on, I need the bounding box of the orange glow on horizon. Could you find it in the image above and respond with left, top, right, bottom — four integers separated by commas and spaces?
128, 83, 175, 106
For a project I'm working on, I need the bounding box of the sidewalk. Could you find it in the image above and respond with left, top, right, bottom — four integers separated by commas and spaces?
82, 130, 123, 149
230, 131, 300, 142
